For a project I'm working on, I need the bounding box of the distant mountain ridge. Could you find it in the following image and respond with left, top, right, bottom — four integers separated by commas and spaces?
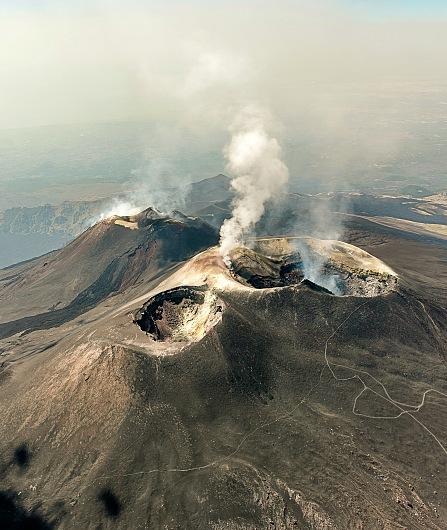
0, 174, 232, 237
0, 199, 108, 237
2, 173, 445, 270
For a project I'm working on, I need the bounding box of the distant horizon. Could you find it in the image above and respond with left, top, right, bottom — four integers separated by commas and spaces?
1, 0, 446, 210
1, 1, 447, 129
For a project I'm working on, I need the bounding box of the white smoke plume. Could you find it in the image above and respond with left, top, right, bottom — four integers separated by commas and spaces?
219, 107, 289, 263
92, 158, 193, 224
296, 240, 341, 294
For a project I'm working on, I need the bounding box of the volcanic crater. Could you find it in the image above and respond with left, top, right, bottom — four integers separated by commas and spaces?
228, 239, 398, 297
133, 238, 398, 345
133, 285, 225, 342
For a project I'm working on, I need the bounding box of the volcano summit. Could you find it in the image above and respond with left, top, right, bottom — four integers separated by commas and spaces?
0, 193, 446, 530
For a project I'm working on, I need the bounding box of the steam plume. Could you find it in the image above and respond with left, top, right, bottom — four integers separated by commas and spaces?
292, 193, 347, 293
93, 159, 193, 224
219, 107, 289, 263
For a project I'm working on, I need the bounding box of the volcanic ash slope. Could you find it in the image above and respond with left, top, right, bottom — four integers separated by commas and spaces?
0, 240, 446, 529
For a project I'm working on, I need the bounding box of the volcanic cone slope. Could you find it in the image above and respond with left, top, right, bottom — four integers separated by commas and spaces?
0, 236, 446, 529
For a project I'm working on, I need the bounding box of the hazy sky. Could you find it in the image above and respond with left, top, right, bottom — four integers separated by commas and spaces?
1, 0, 446, 130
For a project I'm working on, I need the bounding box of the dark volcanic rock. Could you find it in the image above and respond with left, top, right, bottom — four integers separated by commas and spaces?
300, 278, 333, 294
